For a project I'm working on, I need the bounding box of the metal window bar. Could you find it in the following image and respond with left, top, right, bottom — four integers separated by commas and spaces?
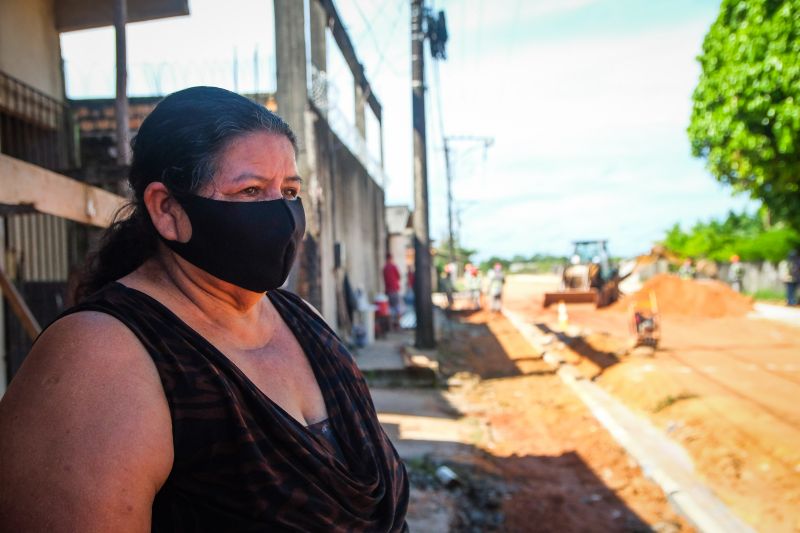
308, 65, 387, 188
0, 70, 76, 172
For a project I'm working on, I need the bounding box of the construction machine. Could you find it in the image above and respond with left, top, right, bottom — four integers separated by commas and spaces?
543, 241, 720, 309
543, 240, 627, 308
630, 290, 660, 348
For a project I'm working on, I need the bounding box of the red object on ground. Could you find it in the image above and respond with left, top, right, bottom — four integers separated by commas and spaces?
375, 299, 390, 317
383, 262, 400, 293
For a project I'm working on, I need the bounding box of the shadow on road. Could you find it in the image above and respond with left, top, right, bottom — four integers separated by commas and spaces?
371, 309, 685, 531
382, 430, 653, 532
535, 322, 621, 372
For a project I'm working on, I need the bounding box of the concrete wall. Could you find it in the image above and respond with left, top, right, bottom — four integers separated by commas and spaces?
0, 0, 64, 99
333, 141, 385, 301
718, 262, 785, 294
306, 111, 386, 332
637, 259, 785, 294
327, 120, 385, 303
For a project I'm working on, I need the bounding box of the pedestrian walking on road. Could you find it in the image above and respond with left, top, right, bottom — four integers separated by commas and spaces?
487, 262, 506, 313
779, 249, 800, 306
0, 87, 408, 532
441, 263, 455, 309
466, 263, 482, 310
728, 255, 745, 293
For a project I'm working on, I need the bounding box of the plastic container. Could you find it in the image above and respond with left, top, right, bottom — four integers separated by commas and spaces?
362, 305, 376, 345
374, 293, 390, 317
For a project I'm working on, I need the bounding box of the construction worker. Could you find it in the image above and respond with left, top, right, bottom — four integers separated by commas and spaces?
678, 258, 695, 280
487, 262, 506, 312
465, 263, 482, 310
728, 255, 745, 292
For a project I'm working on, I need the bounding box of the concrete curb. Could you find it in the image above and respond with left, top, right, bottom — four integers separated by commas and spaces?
751, 302, 800, 327
502, 308, 755, 533
401, 345, 440, 386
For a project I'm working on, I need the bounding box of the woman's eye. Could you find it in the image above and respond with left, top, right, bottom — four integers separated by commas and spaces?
283, 188, 299, 199
241, 186, 259, 196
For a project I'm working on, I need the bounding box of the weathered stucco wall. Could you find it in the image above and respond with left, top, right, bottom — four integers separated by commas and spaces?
0, 0, 64, 99
304, 111, 386, 333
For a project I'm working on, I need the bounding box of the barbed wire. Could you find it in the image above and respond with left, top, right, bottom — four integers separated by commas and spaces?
64, 50, 276, 98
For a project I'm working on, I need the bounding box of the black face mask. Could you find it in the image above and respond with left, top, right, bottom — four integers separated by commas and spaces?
162, 195, 306, 293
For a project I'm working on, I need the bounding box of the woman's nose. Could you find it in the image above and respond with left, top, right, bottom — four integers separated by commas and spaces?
264, 187, 284, 201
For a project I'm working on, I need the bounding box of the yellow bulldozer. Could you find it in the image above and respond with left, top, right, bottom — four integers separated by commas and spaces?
543, 241, 720, 309
543, 240, 624, 308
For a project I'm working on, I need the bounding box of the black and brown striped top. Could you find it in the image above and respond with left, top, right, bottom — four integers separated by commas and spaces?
62, 282, 409, 532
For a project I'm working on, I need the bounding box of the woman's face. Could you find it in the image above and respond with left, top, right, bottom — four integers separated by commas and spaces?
199, 131, 302, 202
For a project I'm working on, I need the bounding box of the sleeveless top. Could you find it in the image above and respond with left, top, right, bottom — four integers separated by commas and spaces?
61, 282, 408, 532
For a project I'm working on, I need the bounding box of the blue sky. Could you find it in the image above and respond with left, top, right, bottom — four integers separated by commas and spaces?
60, 0, 752, 259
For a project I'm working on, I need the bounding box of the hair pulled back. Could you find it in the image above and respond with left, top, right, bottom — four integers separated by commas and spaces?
74, 86, 297, 302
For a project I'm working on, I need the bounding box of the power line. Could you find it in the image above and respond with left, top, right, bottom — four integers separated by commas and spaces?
370, 0, 407, 79
354, 0, 394, 45
351, 0, 385, 52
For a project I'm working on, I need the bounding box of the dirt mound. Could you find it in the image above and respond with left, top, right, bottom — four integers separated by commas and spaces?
612, 274, 753, 318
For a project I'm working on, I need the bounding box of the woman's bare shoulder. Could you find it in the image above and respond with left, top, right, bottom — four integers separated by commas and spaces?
0, 311, 173, 531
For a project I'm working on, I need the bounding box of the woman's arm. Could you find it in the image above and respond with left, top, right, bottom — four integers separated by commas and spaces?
0, 311, 173, 532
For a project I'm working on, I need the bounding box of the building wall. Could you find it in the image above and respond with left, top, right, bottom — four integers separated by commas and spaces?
331, 134, 385, 301
0, 0, 64, 99
308, 112, 386, 333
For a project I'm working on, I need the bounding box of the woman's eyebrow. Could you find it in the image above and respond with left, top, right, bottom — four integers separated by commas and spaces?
231, 172, 270, 183
230, 173, 303, 184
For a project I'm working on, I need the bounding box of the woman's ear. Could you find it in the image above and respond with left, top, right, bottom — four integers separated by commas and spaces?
143, 182, 192, 243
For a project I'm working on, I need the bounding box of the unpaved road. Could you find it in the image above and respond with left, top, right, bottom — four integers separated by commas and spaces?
504, 274, 800, 532
375, 306, 691, 532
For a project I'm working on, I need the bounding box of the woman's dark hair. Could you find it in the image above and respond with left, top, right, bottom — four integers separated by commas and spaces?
74, 86, 297, 302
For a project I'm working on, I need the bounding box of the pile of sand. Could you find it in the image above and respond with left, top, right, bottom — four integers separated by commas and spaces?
611, 274, 753, 318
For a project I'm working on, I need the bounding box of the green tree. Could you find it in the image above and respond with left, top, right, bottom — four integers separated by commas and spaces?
688, 0, 800, 230
661, 210, 799, 263
432, 240, 477, 273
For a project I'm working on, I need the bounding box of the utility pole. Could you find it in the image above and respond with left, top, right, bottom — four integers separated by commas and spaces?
113, 0, 130, 166
233, 47, 239, 93
443, 135, 493, 257
411, 0, 435, 348
444, 138, 455, 264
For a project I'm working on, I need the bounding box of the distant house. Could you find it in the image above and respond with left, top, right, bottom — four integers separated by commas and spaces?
0, 0, 391, 392
0, 0, 189, 395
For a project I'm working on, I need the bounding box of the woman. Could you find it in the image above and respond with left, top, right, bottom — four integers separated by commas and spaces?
0, 87, 408, 532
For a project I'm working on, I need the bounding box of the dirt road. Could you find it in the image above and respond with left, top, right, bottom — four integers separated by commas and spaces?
376, 307, 691, 531
503, 274, 800, 532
